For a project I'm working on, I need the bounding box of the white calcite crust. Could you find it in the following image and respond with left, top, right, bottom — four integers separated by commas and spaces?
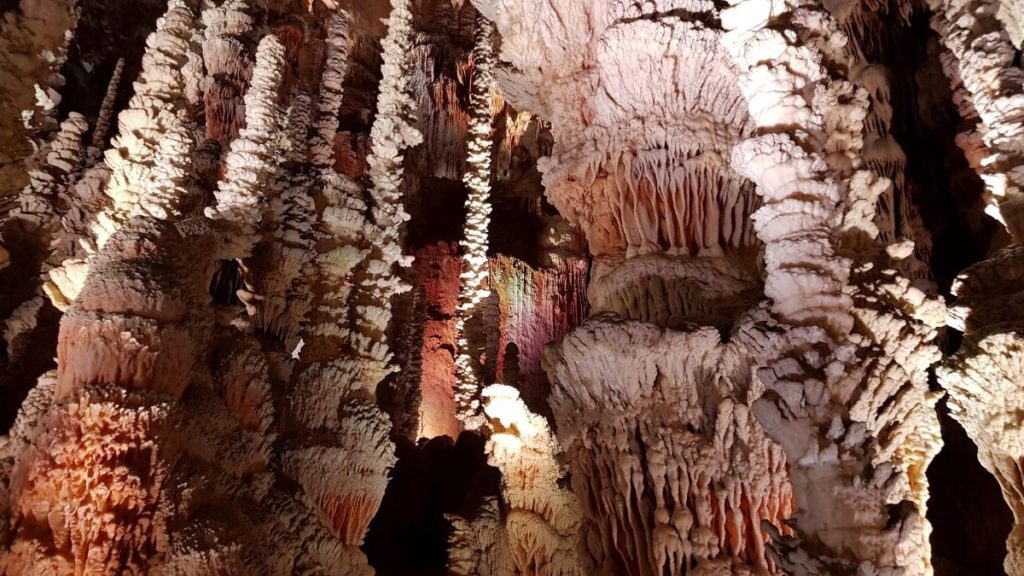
454, 16, 497, 427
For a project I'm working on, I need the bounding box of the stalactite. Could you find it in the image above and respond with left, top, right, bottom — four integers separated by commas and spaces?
454, 15, 496, 428
0, 0, 1012, 573
544, 317, 793, 575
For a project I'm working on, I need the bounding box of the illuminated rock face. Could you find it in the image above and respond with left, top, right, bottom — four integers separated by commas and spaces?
545, 317, 793, 574
939, 246, 1024, 574
475, 0, 949, 572
0, 0, 1020, 573
469, 1, 795, 571
929, 0, 1024, 569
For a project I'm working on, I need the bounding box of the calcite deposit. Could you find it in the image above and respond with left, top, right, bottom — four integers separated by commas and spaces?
0, 0, 1020, 574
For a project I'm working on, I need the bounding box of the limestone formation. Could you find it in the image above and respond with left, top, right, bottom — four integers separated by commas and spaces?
0, 0, 1018, 574
454, 15, 497, 427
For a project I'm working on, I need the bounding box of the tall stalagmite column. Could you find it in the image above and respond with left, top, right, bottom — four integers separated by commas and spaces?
453, 15, 496, 430
723, 0, 945, 572
929, 0, 1024, 572
473, 1, 793, 572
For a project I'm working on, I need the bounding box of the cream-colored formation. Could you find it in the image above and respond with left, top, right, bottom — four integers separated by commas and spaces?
723, 0, 945, 571
90, 0, 200, 248
43, 0, 200, 310
939, 246, 1024, 574
470, 1, 796, 572
928, 0, 1024, 572
449, 384, 585, 575
353, 0, 422, 390
206, 34, 287, 253
454, 15, 497, 428
13, 113, 89, 233
929, 0, 1024, 239
1, 0, 1019, 573
544, 318, 792, 574
473, 0, 949, 572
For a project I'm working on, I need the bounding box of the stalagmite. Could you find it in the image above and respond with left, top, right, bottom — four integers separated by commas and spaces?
723, 1, 944, 571
929, 1, 1024, 572
939, 247, 1024, 573
0, 0, 1019, 573
314, 10, 352, 167
472, 1, 793, 572
355, 0, 422, 392
928, 0, 1024, 239
450, 384, 585, 574
86, 59, 125, 165
90, 0, 200, 248
13, 113, 89, 233
0, 0, 79, 199
275, 4, 407, 559
245, 89, 317, 343
205, 34, 287, 254
43, 0, 202, 310
454, 15, 496, 428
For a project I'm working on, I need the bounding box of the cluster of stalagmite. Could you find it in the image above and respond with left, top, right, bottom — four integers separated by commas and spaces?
473, 0, 952, 572
43, 0, 200, 310
472, 0, 794, 572
5, 0, 1024, 573
0, 0, 79, 201
0, 0, 428, 572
